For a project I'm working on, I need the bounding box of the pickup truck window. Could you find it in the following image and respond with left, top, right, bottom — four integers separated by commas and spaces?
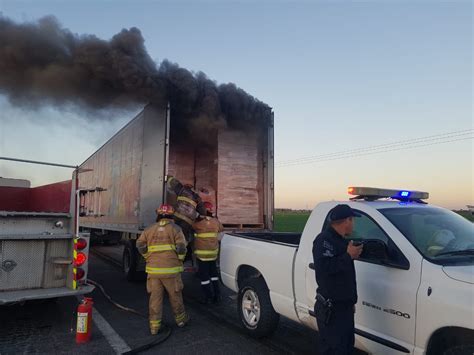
323, 210, 393, 265
350, 213, 389, 245
380, 207, 474, 264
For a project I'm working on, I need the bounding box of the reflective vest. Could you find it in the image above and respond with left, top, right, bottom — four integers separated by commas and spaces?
192, 217, 223, 261
136, 218, 187, 278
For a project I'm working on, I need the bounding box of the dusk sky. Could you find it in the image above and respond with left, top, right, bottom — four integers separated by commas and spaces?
0, 0, 472, 210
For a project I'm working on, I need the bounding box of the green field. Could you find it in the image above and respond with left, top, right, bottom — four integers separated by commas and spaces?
455, 210, 474, 222
274, 211, 311, 232
274, 210, 473, 233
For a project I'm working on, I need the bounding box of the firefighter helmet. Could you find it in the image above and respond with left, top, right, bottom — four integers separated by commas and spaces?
156, 204, 175, 216
203, 201, 214, 214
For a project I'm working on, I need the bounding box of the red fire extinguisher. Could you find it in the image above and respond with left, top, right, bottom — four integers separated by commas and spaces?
76, 297, 93, 344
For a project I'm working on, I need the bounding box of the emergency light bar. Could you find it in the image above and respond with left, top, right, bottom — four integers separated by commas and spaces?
348, 187, 429, 201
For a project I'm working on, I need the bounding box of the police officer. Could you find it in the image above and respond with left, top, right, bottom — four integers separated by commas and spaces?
312, 204, 363, 355
136, 204, 189, 335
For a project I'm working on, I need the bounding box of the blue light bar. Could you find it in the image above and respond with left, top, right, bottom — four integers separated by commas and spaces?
348, 187, 429, 200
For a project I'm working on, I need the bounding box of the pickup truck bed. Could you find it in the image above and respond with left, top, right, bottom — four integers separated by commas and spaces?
226, 232, 302, 246
220, 231, 302, 328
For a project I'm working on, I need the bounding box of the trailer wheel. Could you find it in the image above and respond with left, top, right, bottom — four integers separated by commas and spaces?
238, 277, 280, 338
123, 240, 142, 281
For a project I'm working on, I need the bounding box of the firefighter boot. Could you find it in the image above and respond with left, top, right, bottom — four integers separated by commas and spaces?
149, 320, 161, 335
200, 281, 213, 304
176, 312, 190, 328
211, 277, 221, 304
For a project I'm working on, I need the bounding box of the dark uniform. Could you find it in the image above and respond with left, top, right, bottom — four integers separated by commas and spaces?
313, 226, 357, 355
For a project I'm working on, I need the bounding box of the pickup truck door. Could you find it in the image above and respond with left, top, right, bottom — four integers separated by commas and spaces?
350, 208, 422, 354
301, 205, 422, 354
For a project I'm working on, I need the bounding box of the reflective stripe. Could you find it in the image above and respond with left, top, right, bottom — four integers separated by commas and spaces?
178, 254, 185, 261
175, 312, 187, 322
73, 250, 78, 259
194, 232, 218, 238
201, 280, 211, 285
72, 268, 77, 289
197, 257, 218, 261
146, 266, 184, 274
148, 244, 176, 252
159, 220, 170, 226
177, 196, 197, 207
149, 320, 161, 325
174, 212, 194, 225
195, 249, 219, 256
211, 277, 219, 281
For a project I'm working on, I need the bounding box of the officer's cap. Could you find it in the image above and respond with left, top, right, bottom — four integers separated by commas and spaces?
328, 204, 361, 222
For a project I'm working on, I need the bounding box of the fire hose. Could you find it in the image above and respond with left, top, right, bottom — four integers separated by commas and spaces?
85, 279, 172, 354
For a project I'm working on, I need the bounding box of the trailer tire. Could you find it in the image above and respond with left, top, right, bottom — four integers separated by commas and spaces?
238, 277, 280, 338
123, 240, 142, 282
443, 345, 474, 355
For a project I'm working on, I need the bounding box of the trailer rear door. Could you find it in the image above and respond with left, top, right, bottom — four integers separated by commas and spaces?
138, 105, 169, 229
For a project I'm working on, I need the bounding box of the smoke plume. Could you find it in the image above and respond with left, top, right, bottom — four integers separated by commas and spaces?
0, 15, 271, 135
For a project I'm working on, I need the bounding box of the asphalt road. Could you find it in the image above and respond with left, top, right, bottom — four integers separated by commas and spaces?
0, 244, 365, 354
88, 245, 319, 354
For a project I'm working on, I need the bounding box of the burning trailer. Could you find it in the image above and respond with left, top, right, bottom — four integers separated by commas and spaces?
78, 104, 274, 280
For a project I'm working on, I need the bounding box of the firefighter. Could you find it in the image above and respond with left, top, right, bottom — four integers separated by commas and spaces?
192, 202, 224, 304
136, 204, 189, 335
167, 176, 206, 243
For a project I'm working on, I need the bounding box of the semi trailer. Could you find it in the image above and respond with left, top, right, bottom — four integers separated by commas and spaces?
78, 103, 274, 280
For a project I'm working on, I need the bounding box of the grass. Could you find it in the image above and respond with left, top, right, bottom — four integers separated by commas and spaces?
455, 210, 474, 222
274, 210, 473, 233
274, 211, 311, 233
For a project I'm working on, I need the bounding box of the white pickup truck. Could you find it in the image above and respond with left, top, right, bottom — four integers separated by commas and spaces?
220, 187, 474, 355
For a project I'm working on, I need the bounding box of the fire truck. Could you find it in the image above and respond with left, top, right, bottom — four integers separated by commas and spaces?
0, 157, 93, 304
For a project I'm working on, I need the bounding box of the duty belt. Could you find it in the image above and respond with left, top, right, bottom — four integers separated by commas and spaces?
316, 293, 332, 306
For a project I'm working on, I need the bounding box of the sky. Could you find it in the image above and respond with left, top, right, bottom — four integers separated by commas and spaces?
0, 0, 472, 210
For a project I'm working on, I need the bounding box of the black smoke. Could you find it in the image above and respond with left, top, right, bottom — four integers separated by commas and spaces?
0, 15, 271, 135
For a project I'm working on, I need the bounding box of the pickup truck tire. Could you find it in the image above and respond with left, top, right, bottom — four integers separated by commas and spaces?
443, 345, 474, 355
238, 278, 280, 338
123, 240, 144, 282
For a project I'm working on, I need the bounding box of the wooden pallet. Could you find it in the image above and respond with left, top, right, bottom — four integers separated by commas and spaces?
217, 129, 263, 225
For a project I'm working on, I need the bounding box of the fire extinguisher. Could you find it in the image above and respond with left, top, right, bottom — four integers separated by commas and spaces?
76, 297, 93, 343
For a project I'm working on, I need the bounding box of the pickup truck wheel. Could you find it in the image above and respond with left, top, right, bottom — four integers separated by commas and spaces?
443, 345, 474, 355
238, 278, 280, 338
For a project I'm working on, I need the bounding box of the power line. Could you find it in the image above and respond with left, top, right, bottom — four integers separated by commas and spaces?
276, 129, 473, 167
276, 136, 473, 168
276, 129, 472, 165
